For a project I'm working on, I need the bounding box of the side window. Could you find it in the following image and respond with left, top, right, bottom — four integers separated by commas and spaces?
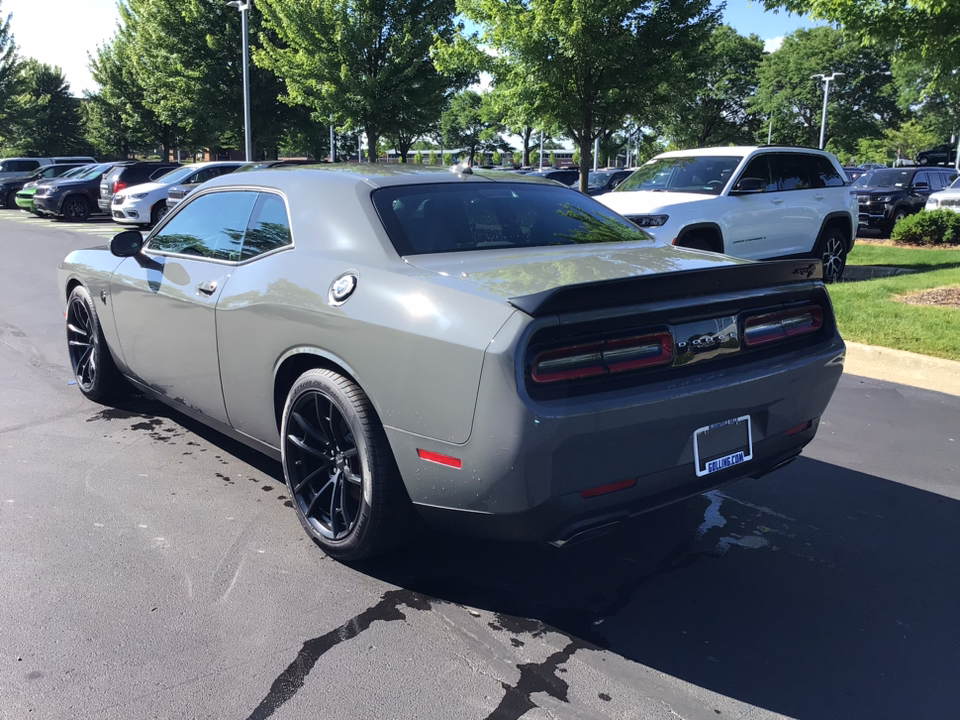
912, 172, 930, 189
945, 171, 959, 186
774, 154, 812, 191
148, 191, 257, 261
928, 173, 944, 191
813, 156, 844, 187
736, 155, 777, 192
240, 193, 293, 260
17, 160, 41, 172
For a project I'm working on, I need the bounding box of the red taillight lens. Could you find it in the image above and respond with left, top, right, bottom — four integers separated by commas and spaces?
113, 180, 128, 194
743, 305, 823, 347
532, 332, 674, 383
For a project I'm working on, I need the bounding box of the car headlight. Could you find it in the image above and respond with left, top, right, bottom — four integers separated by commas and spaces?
48, 186, 63, 195
876, 196, 892, 203
630, 214, 669, 227
130, 192, 149, 199
927, 198, 938, 208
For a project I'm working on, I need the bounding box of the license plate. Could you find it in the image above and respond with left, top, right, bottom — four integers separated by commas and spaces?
693, 415, 753, 477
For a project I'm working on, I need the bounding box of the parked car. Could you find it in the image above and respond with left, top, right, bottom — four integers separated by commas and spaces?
111, 161, 244, 226
586, 168, 635, 196
597, 146, 857, 282
164, 162, 245, 212
853, 166, 958, 233
915, 143, 958, 167
924, 175, 960, 213
98, 161, 181, 214
15, 165, 94, 214
34, 162, 121, 221
859, 163, 887, 170
524, 168, 581, 186
0, 156, 96, 183
233, 159, 316, 173
59, 164, 844, 561
1, 163, 87, 208
842, 166, 866, 183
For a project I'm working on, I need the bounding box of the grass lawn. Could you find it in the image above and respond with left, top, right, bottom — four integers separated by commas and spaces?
828, 242, 960, 361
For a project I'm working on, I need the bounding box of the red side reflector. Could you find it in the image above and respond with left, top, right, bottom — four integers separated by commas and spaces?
580, 477, 637, 499
417, 449, 462, 469
786, 419, 813, 436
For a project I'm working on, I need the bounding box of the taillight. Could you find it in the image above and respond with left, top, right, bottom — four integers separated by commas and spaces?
744, 305, 823, 347
113, 180, 128, 194
531, 332, 673, 383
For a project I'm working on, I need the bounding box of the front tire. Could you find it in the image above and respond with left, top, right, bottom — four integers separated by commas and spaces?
62, 195, 91, 222
66, 286, 125, 402
151, 202, 165, 226
281, 369, 412, 562
815, 227, 848, 283
4, 191, 16, 209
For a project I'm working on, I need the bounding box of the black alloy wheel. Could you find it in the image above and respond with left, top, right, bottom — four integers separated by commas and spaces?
817, 228, 847, 283
281, 369, 412, 561
62, 195, 91, 221
66, 286, 123, 402
4, 191, 16, 209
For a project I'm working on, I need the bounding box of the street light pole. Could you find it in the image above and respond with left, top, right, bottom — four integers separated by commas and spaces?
227, 0, 253, 162
811, 72, 843, 150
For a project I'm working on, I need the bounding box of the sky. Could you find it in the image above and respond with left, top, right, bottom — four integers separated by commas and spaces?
2, 0, 825, 97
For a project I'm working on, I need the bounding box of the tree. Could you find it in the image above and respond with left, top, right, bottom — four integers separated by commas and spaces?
753, 26, 902, 156
763, 0, 960, 101
662, 25, 765, 149
257, 0, 460, 162
6, 60, 86, 156
0, 0, 21, 144
458, 0, 719, 191
440, 89, 507, 165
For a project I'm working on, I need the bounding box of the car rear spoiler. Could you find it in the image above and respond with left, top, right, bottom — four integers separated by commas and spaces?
507, 259, 824, 317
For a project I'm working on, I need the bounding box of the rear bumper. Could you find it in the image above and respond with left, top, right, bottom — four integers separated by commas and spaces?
389, 332, 845, 543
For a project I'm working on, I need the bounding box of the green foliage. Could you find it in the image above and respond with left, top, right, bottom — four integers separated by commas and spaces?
891, 210, 960, 246
428, 149, 435, 164
753, 27, 902, 156
414, 150, 423, 164
549, 151, 556, 167
443, 152, 453, 165
458, 0, 719, 191
0, 0, 21, 144
572, 148, 580, 166
763, 0, 960, 103
440, 90, 507, 164
5, 60, 86, 156
529, 148, 539, 166
258, 0, 460, 162
491, 150, 501, 165
663, 25, 765, 149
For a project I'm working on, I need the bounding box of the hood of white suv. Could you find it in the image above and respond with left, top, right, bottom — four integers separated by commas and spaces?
597, 190, 719, 217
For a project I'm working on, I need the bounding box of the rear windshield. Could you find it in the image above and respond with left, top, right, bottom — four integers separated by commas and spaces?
615, 155, 742, 195
372, 183, 652, 256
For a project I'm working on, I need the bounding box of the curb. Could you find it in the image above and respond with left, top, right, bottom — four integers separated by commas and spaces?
844, 341, 960, 397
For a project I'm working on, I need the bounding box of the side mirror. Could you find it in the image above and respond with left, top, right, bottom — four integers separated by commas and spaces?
913, 181, 929, 190
730, 177, 766, 194
110, 230, 144, 257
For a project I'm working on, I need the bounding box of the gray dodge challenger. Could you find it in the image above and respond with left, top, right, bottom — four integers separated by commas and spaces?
59, 164, 845, 561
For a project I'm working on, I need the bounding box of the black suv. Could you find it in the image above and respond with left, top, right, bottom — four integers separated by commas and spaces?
33, 163, 122, 220
524, 168, 581, 186
1, 163, 87, 208
855, 166, 958, 233
99, 161, 180, 213
916, 143, 957, 167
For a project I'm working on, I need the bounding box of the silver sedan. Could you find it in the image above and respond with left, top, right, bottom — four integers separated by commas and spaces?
59, 164, 845, 561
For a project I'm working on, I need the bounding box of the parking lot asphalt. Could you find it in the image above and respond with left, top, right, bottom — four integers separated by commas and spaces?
2, 210, 958, 720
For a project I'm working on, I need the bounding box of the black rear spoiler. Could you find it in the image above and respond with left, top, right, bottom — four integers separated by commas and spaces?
507, 259, 823, 317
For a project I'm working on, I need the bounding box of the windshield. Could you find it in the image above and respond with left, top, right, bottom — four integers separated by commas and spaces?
615, 156, 742, 195
855, 169, 914, 188
588, 171, 612, 188
61, 165, 94, 179
70, 163, 114, 181
373, 183, 653, 256
154, 165, 203, 185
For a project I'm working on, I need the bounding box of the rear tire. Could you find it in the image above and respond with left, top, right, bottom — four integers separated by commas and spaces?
66, 286, 126, 403
280, 369, 414, 562
150, 202, 165, 226
815, 227, 847, 283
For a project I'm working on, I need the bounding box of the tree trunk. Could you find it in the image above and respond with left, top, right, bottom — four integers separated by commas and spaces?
367, 128, 379, 163
522, 126, 533, 167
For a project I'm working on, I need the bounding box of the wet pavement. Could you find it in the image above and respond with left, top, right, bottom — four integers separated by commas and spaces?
2, 212, 958, 720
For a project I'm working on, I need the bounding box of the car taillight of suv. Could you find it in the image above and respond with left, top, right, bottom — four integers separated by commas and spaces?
113, 180, 128, 194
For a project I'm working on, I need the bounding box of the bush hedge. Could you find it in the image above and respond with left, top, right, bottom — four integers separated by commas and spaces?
892, 209, 960, 246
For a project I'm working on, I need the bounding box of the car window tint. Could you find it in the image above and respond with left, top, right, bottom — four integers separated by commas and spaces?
774, 154, 812, 191
913, 172, 930, 188
149, 167, 177, 181
240, 193, 292, 260
373, 183, 653, 256
813, 156, 844, 187
927, 173, 944, 191
617, 156, 742, 195
737, 155, 777, 192
148, 191, 257, 261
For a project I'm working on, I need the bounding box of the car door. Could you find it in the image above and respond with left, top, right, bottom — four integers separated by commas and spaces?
771, 153, 822, 256
109, 190, 258, 424
910, 171, 935, 211
723, 154, 784, 260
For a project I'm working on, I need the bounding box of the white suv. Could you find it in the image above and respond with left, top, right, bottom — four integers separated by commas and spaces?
598, 146, 857, 281
925, 174, 960, 213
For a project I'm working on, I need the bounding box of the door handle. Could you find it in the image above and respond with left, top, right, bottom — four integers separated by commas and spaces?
197, 280, 218, 296
770, 198, 784, 205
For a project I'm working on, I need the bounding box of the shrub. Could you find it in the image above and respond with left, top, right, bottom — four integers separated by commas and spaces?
892, 209, 960, 246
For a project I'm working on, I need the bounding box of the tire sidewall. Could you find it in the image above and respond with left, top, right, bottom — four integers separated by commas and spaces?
63, 196, 90, 221
280, 371, 377, 557
67, 286, 110, 400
